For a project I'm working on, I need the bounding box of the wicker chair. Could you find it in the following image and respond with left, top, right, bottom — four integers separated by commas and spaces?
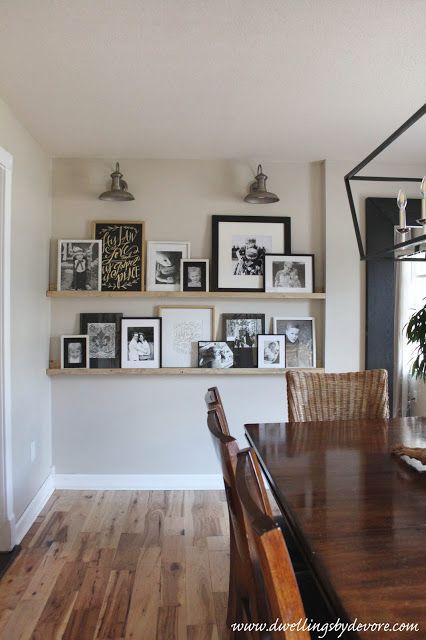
286, 369, 389, 422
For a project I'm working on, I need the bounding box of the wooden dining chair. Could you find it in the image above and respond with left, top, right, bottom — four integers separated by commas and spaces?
205, 386, 230, 435
286, 369, 389, 422
235, 448, 311, 639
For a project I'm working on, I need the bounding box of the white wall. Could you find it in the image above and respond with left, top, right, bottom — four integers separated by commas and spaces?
51, 159, 325, 475
0, 97, 52, 519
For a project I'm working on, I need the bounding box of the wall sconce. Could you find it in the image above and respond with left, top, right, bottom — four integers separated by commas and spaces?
244, 164, 279, 204
99, 163, 135, 201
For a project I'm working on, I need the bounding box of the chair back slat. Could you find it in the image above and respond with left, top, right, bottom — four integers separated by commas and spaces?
205, 386, 230, 435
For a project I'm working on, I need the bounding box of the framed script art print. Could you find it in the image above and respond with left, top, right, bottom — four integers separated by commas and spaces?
121, 318, 161, 369
158, 306, 214, 367
57, 240, 102, 291
263, 254, 314, 294
273, 316, 316, 368
180, 259, 209, 292
211, 215, 291, 292
147, 241, 191, 291
60, 335, 89, 369
93, 221, 145, 291
80, 313, 123, 368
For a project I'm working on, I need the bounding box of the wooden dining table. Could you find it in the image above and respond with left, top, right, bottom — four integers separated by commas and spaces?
245, 417, 426, 640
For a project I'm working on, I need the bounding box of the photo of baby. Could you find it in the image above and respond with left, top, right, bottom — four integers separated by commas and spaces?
180, 260, 209, 292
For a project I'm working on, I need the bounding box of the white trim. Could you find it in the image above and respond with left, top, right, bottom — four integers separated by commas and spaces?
15, 470, 55, 544
55, 473, 224, 490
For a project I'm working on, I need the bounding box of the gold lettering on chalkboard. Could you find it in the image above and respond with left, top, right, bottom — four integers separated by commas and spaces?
94, 222, 144, 291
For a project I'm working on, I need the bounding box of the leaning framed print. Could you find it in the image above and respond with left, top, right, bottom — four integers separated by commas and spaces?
80, 313, 123, 368
257, 334, 285, 369
272, 316, 316, 368
121, 318, 161, 368
60, 335, 89, 369
211, 215, 291, 291
147, 241, 191, 291
263, 254, 314, 293
222, 313, 265, 367
57, 240, 102, 291
158, 305, 215, 367
180, 259, 209, 292
93, 221, 145, 291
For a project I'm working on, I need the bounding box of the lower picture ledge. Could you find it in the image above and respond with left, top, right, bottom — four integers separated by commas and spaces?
47, 366, 325, 376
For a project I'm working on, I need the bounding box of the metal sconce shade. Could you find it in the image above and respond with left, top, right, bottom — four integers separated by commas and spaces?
244, 164, 279, 203
99, 163, 135, 201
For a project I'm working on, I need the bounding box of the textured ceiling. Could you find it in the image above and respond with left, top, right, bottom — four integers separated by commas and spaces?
0, 0, 425, 161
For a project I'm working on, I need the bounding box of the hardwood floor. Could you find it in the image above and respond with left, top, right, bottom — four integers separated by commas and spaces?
0, 490, 230, 640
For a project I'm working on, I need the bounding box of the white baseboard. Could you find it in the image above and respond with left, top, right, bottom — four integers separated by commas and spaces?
54, 473, 224, 490
15, 469, 55, 543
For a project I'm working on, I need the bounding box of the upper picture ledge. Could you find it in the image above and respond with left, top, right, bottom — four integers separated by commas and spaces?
46, 290, 326, 300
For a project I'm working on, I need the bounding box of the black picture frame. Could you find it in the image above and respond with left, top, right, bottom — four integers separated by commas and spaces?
262, 253, 315, 293
181, 259, 209, 292
211, 214, 291, 292
80, 313, 123, 368
222, 313, 266, 368
61, 335, 89, 369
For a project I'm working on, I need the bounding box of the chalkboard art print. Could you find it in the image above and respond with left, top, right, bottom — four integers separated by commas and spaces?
57, 240, 102, 291
93, 221, 145, 291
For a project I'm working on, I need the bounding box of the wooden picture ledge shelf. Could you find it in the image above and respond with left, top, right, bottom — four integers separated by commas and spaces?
47, 367, 325, 377
47, 290, 325, 300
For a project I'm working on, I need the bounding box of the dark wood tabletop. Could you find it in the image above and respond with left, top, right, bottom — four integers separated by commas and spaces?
245, 417, 426, 640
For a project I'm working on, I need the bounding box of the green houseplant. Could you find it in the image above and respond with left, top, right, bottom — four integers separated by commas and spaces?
406, 301, 426, 380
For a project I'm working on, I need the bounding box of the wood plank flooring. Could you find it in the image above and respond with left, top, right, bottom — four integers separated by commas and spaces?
0, 490, 230, 640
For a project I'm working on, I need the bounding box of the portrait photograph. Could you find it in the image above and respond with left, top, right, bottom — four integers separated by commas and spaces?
211, 215, 291, 291
57, 240, 102, 291
180, 259, 209, 292
222, 313, 265, 367
147, 241, 190, 291
60, 335, 89, 369
121, 318, 161, 368
198, 341, 233, 369
273, 316, 316, 368
264, 253, 314, 293
93, 221, 145, 292
80, 313, 122, 368
257, 334, 285, 369
158, 306, 214, 367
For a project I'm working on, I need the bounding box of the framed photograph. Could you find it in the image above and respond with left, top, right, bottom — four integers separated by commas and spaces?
57, 240, 102, 291
222, 313, 265, 368
93, 221, 145, 291
180, 259, 209, 292
158, 306, 215, 367
264, 254, 314, 294
273, 317, 316, 368
257, 335, 285, 369
147, 241, 191, 291
121, 318, 161, 368
211, 215, 291, 291
61, 335, 89, 369
80, 313, 123, 368
198, 341, 234, 369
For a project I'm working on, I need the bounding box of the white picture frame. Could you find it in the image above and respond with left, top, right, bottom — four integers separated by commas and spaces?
180, 259, 209, 292
120, 318, 162, 369
158, 305, 215, 367
257, 334, 286, 369
264, 254, 314, 294
272, 316, 316, 368
60, 335, 89, 369
57, 240, 102, 292
147, 241, 191, 291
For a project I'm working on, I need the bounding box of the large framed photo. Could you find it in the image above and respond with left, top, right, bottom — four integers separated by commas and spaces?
211, 215, 291, 291
180, 259, 209, 292
93, 221, 145, 291
222, 313, 265, 368
158, 306, 215, 367
121, 318, 161, 368
273, 317, 316, 368
80, 313, 123, 368
198, 341, 234, 369
57, 240, 102, 291
61, 335, 89, 369
147, 241, 191, 291
257, 334, 285, 369
264, 254, 314, 294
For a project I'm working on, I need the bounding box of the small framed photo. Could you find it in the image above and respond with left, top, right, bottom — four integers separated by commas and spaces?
80, 313, 123, 368
61, 335, 89, 369
57, 240, 102, 291
121, 318, 161, 368
93, 221, 145, 292
222, 313, 265, 368
257, 335, 285, 369
198, 341, 234, 369
273, 317, 316, 368
158, 306, 215, 367
180, 259, 209, 292
264, 254, 314, 293
147, 241, 191, 291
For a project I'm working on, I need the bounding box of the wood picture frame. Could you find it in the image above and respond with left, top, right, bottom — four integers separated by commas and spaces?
157, 305, 215, 367
93, 220, 145, 291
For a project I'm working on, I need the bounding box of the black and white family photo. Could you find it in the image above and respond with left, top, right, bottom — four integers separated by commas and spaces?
273, 317, 316, 368
198, 342, 233, 369
223, 314, 265, 368
121, 318, 161, 369
273, 260, 305, 288
232, 235, 272, 276
57, 240, 102, 291
264, 253, 314, 293
127, 327, 154, 361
